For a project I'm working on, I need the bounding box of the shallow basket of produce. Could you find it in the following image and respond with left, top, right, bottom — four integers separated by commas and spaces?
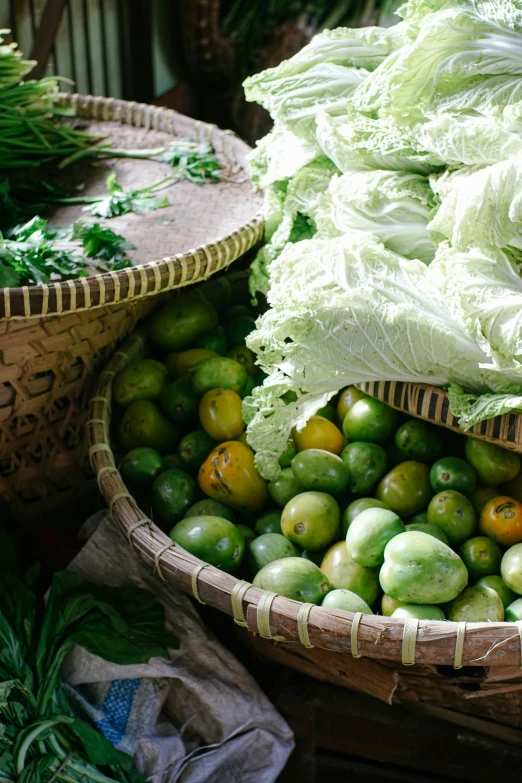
0, 46, 262, 522
89, 276, 522, 734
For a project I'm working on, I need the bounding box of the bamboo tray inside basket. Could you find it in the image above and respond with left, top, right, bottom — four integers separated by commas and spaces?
358, 381, 522, 455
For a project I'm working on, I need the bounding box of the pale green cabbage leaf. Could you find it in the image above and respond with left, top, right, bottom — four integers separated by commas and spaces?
431, 243, 522, 368
315, 109, 444, 173
429, 156, 522, 250
315, 169, 438, 262
245, 233, 522, 477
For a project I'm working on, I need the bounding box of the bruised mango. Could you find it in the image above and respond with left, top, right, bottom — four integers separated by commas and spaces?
118, 400, 179, 454
199, 441, 268, 511
114, 359, 167, 407
165, 349, 218, 378
149, 299, 218, 352
190, 357, 248, 396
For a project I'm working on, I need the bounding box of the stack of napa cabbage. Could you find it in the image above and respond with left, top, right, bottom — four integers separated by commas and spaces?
243, 0, 522, 479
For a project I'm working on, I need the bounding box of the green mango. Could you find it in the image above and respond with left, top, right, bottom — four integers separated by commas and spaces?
152, 468, 198, 525
169, 515, 244, 573
392, 604, 445, 621
404, 522, 449, 546
447, 585, 504, 622
190, 357, 248, 396
465, 438, 521, 487
118, 400, 179, 454
114, 359, 167, 407
380, 531, 468, 604
253, 557, 330, 604
346, 507, 405, 567
247, 533, 299, 576
501, 543, 522, 594
149, 299, 218, 352
322, 589, 372, 614
506, 598, 522, 622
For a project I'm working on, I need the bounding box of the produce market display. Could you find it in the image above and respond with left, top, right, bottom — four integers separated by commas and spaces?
239, 0, 522, 480
105, 288, 522, 625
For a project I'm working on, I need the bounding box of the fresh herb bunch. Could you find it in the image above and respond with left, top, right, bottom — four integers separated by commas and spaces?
0, 569, 176, 783
60, 139, 222, 185
0, 217, 135, 286
0, 32, 95, 169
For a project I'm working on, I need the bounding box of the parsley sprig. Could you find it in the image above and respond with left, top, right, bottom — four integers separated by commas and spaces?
0, 217, 135, 287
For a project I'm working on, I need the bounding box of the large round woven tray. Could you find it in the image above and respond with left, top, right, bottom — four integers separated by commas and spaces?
89, 337, 522, 675
3, 93, 263, 320
0, 96, 262, 521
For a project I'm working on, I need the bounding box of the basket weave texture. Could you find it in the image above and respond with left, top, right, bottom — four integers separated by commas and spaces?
1, 96, 262, 520
3, 94, 263, 320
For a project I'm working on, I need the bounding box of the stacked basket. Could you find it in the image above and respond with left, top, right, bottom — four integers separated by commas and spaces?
2, 94, 262, 522
89, 318, 522, 741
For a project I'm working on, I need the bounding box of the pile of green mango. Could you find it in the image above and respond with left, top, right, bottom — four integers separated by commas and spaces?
111, 287, 522, 623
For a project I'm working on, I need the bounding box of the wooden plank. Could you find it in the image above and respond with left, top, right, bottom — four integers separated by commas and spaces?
30, 0, 67, 79
239, 629, 398, 705
274, 682, 522, 782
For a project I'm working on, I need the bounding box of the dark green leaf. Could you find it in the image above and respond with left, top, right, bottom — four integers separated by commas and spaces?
36, 572, 177, 716
72, 719, 140, 770
17, 754, 56, 783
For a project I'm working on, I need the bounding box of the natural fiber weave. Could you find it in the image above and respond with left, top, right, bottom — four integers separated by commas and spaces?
89, 332, 522, 670
3, 94, 263, 320
0, 96, 261, 520
358, 381, 522, 455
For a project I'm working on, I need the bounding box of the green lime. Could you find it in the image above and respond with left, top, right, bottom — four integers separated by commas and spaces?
179, 430, 217, 472
430, 457, 477, 494
120, 447, 164, 489
458, 536, 502, 578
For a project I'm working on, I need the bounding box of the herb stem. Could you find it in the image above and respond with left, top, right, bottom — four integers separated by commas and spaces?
15, 716, 74, 773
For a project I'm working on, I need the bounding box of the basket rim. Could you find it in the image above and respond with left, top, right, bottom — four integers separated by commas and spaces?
88, 343, 522, 670
1, 93, 263, 321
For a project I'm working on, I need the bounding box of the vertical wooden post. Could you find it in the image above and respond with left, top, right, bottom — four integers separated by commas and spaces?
117, 0, 154, 102
30, 0, 67, 79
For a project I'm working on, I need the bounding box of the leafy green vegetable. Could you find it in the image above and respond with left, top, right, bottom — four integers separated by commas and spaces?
250, 157, 339, 296
243, 0, 522, 446
71, 222, 135, 267
0, 569, 176, 783
82, 173, 170, 219
244, 233, 522, 477
0, 217, 134, 286
0, 33, 96, 169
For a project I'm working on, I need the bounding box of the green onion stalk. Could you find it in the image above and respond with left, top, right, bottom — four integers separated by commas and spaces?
0, 31, 97, 168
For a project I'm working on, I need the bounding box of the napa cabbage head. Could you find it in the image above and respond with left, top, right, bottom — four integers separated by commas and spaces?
245, 233, 522, 478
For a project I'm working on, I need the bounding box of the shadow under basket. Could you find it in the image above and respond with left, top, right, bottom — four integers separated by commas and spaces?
1, 94, 262, 523
88, 271, 522, 737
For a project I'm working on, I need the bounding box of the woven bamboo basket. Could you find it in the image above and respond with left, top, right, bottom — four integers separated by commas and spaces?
1, 94, 262, 522
89, 291, 522, 733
